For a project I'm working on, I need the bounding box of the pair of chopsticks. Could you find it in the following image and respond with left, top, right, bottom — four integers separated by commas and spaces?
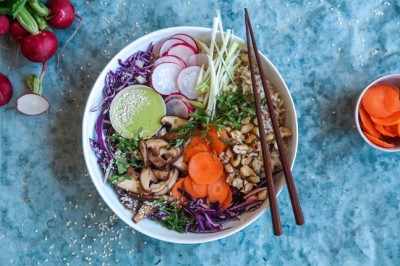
244, 8, 305, 236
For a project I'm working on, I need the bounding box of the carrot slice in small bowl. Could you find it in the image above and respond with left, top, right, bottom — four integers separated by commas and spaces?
397, 123, 400, 137
362, 83, 395, 118
208, 176, 229, 203
359, 103, 381, 138
384, 125, 398, 136
374, 123, 397, 137
221, 188, 232, 211
189, 152, 223, 185
363, 132, 395, 148
370, 111, 400, 126
383, 83, 400, 113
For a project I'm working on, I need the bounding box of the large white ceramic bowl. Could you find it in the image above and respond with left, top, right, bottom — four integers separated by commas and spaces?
82, 26, 298, 244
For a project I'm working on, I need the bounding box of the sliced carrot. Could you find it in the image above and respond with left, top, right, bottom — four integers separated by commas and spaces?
183, 176, 200, 199
359, 104, 381, 138
185, 134, 206, 151
183, 143, 209, 163
206, 126, 230, 155
364, 132, 395, 148
370, 111, 400, 126
362, 84, 395, 118
220, 188, 232, 211
383, 83, 400, 113
374, 123, 397, 137
208, 176, 229, 203
384, 125, 398, 136
186, 176, 209, 198
188, 152, 223, 185
171, 178, 185, 198
398, 123, 400, 137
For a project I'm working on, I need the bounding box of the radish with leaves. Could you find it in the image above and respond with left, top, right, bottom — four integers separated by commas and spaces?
9, 20, 30, 43
21, 30, 58, 62
45, 0, 77, 29
0, 14, 9, 35
0, 73, 13, 106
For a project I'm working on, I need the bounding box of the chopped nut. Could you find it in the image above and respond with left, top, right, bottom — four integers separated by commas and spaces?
232, 178, 244, 189
226, 173, 235, 185
224, 163, 234, 173
241, 124, 254, 134
241, 156, 253, 166
253, 117, 258, 125
243, 133, 257, 144
241, 116, 251, 125
230, 153, 241, 167
248, 175, 260, 183
252, 159, 262, 173
258, 190, 267, 200
266, 133, 274, 142
218, 152, 230, 164
241, 183, 253, 193
240, 165, 256, 177
252, 141, 261, 151
225, 148, 233, 158
252, 127, 259, 137
280, 127, 292, 138
233, 144, 249, 154
229, 130, 242, 140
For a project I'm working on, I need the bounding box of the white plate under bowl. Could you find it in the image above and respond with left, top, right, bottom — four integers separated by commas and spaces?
82, 26, 298, 244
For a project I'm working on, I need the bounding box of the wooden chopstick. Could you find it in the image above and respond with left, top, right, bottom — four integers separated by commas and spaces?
245, 11, 283, 236
245, 9, 305, 226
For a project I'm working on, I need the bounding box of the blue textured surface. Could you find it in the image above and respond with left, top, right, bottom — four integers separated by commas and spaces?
1, 0, 400, 265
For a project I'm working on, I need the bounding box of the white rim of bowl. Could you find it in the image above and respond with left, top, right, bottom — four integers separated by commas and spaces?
82, 26, 298, 243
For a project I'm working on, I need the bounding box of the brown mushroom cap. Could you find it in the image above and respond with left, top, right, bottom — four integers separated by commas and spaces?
161, 116, 189, 129
139, 167, 157, 193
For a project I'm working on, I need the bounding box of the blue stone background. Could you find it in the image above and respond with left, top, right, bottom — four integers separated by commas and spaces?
1, 0, 400, 265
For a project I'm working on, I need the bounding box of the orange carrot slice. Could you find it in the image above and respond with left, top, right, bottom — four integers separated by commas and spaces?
220, 188, 232, 211
383, 83, 400, 113
370, 111, 400, 126
183, 176, 200, 199
384, 125, 398, 136
183, 143, 209, 163
374, 123, 397, 137
359, 104, 381, 138
185, 134, 206, 151
364, 132, 395, 148
208, 176, 229, 203
362, 84, 395, 118
189, 176, 209, 198
171, 178, 185, 198
398, 123, 400, 137
188, 152, 223, 185
206, 126, 230, 155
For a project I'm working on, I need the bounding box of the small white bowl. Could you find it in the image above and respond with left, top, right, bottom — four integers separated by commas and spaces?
355, 73, 400, 152
82, 27, 298, 244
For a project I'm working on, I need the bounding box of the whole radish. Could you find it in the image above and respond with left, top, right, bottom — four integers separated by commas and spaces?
0, 15, 10, 36
0, 73, 13, 106
9, 20, 30, 44
21, 30, 58, 63
45, 0, 76, 29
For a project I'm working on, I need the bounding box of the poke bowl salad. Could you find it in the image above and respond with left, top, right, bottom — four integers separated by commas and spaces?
83, 13, 298, 243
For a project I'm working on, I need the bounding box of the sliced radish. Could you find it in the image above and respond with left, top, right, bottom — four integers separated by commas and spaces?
17, 93, 50, 116
187, 53, 209, 68
159, 38, 187, 56
171, 33, 198, 52
151, 62, 181, 95
177, 66, 202, 99
167, 44, 197, 65
164, 92, 195, 112
154, 55, 186, 69
165, 98, 189, 118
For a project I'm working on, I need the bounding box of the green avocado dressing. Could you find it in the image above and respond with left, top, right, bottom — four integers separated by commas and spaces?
110, 86, 166, 138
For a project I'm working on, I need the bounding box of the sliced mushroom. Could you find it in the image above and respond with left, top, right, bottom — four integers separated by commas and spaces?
152, 169, 170, 180
160, 147, 179, 164
166, 168, 179, 190
172, 155, 188, 172
161, 116, 189, 129
139, 167, 157, 193
133, 203, 156, 223
148, 152, 167, 169
139, 141, 149, 168
115, 178, 141, 194
149, 168, 179, 194
145, 139, 169, 155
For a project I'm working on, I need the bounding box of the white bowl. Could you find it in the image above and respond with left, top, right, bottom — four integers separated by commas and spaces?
82, 26, 298, 244
355, 74, 400, 152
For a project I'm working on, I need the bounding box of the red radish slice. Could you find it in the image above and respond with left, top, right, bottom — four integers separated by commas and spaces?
154, 55, 186, 69
177, 66, 202, 99
164, 92, 196, 112
151, 62, 181, 95
167, 44, 197, 64
166, 98, 189, 118
17, 93, 50, 116
187, 53, 209, 67
159, 38, 187, 56
172, 34, 198, 52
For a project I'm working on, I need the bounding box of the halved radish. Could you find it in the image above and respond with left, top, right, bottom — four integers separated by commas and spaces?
154, 55, 186, 69
17, 93, 50, 116
159, 38, 187, 56
165, 92, 195, 112
177, 66, 202, 99
151, 62, 182, 95
187, 53, 208, 68
167, 44, 197, 64
172, 33, 198, 52
166, 98, 189, 118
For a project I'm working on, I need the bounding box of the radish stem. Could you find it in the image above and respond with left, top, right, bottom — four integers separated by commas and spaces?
57, 14, 83, 66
